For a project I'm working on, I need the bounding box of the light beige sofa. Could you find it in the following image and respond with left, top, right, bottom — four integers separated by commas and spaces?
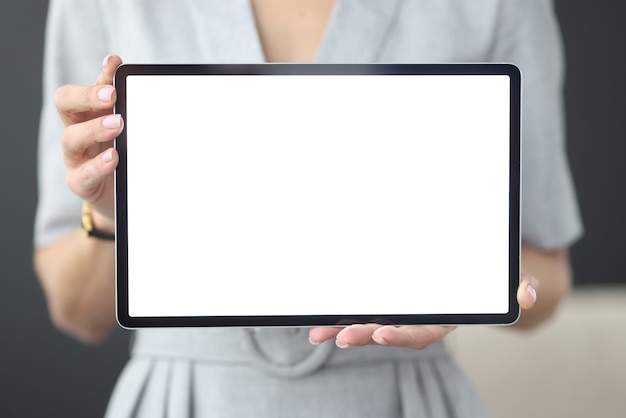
448, 287, 626, 418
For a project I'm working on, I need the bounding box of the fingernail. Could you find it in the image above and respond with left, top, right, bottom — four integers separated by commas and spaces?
527, 284, 537, 303
98, 86, 115, 102
102, 149, 113, 163
102, 55, 111, 68
308, 337, 320, 346
102, 114, 121, 129
336, 340, 350, 349
372, 333, 389, 345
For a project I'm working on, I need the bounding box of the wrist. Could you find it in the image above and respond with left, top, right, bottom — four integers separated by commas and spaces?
81, 202, 115, 240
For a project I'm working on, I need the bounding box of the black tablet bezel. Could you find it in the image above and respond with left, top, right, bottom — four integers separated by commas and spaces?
114, 63, 521, 328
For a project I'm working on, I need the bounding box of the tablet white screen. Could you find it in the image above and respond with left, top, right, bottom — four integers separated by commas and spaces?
123, 73, 512, 318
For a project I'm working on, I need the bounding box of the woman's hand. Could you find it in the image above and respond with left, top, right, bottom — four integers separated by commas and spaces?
55, 54, 124, 223
308, 274, 539, 350
35, 55, 125, 343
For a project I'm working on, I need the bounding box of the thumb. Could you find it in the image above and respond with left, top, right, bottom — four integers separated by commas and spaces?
517, 273, 539, 310
96, 54, 123, 86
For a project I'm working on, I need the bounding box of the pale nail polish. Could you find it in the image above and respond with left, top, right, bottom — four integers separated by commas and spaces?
102, 55, 111, 68
336, 340, 350, 349
102, 114, 121, 129
102, 149, 113, 163
308, 337, 320, 346
527, 284, 537, 302
372, 334, 389, 345
97, 86, 115, 102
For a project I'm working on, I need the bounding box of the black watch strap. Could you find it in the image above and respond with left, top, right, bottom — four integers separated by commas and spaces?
81, 202, 115, 241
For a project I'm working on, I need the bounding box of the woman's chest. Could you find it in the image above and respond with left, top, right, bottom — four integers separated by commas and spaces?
103, 0, 499, 64
251, 0, 336, 62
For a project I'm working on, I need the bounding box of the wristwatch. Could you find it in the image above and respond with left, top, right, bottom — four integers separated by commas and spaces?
81, 201, 115, 241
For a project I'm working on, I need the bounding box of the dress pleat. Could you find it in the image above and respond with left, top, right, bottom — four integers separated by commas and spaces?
430, 358, 491, 418
396, 359, 430, 418
105, 357, 155, 418
167, 361, 193, 418
105, 330, 490, 418
134, 360, 172, 418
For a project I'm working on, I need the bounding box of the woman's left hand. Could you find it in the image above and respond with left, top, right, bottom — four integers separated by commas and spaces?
309, 273, 539, 350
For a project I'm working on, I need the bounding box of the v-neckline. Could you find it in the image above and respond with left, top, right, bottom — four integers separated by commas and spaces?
219, 0, 402, 64
244, 0, 342, 63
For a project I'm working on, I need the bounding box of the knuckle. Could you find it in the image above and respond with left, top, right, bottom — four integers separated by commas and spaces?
60, 127, 72, 151
84, 119, 98, 142
83, 87, 93, 107
65, 170, 80, 195
67, 163, 99, 198
80, 163, 95, 186
53, 86, 68, 109
63, 120, 101, 158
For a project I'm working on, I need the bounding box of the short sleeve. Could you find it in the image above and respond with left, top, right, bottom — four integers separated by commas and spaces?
34, 0, 109, 247
490, 0, 584, 250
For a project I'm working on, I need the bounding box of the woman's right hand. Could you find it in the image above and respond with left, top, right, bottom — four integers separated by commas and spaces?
54, 54, 124, 227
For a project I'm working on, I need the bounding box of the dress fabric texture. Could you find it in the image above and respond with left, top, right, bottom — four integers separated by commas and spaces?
35, 1, 583, 417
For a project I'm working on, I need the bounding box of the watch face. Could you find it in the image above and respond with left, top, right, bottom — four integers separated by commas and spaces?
81, 202, 95, 233
82, 202, 115, 241
115, 63, 520, 328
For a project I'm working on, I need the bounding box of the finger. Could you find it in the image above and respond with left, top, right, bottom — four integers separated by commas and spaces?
66, 147, 118, 201
371, 325, 455, 350
96, 54, 123, 86
62, 114, 124, 167
335, 323, 384, 348
518, 273, 539, 310
54, 84, 117, 124
308, 327, 342, 345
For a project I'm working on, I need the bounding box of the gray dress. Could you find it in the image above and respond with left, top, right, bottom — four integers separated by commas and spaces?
35, 1, 583, 417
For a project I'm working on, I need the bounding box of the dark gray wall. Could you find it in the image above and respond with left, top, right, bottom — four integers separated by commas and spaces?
0, 2, 130, 417
554, 1, 626, 285
0, 1, 624, 417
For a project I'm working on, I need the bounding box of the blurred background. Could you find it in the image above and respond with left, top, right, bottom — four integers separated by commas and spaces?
0, 1, 624, 417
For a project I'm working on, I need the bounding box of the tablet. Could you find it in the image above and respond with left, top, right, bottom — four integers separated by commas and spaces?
114, 63, 521, 328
